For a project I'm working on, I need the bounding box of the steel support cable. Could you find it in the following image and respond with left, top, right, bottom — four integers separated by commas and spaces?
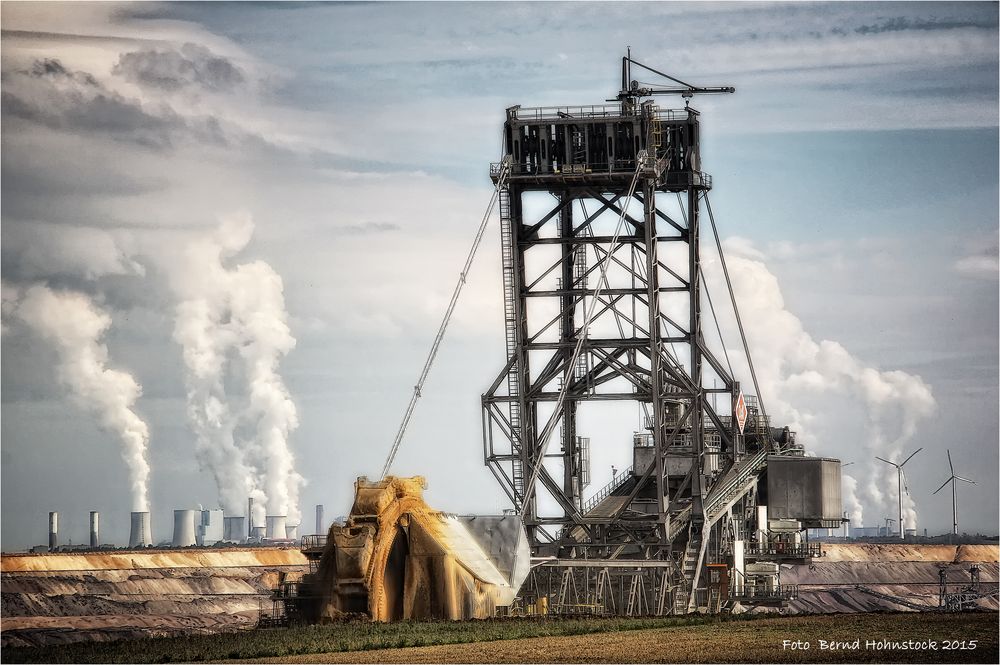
700, 266, 734, 379
521, 157, 645, 508
380, 157, 512, 479
702, 193, 768, 423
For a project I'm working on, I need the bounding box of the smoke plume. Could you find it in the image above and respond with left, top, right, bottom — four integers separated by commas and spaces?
14, 285, 151, 511
704, 239, 936, 530
172, 214, 303, 525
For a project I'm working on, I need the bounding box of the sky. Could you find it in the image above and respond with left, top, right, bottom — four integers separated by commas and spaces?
1, 1, 998, 550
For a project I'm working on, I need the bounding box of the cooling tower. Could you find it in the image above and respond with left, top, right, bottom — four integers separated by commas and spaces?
251, 526, 265, 540
285, 524, 299, 540
316, 504, 324, 535
172, 510, 197, 547
223, 516, 245, 542
266, 515, 287, 539
48, 512, 58, 550
89, 511, 99, 548
129, 511, 152, 547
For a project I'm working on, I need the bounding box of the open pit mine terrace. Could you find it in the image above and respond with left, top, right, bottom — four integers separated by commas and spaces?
1, 540, 997, 650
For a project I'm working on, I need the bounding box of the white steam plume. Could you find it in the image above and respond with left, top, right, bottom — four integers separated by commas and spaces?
14, 285, 151, 511
704, 238, 935, 530
172, 214, 303, 525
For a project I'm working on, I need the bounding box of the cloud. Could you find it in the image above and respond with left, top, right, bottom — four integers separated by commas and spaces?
2, 58, 227, 150
2, 221, 145, 281
703, 238, 937, 529
954, 247, 999, 279
113, 43, 246, 92
338, 222, 401, 235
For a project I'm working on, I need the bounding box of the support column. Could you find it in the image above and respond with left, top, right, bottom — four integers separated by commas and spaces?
642, 180, 667, 540
688, 187, 704, 511
559, 191, 580, 513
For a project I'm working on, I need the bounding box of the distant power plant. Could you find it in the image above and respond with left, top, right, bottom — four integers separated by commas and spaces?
33, 502, 327, 551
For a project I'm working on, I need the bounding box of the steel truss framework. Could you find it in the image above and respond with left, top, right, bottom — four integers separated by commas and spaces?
481, 103, 779, 613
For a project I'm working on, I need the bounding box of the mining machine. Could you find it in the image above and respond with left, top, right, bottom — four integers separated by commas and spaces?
306, 54, 844, 624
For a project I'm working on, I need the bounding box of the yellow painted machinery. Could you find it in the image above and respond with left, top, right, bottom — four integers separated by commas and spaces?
315, 476, 528, 621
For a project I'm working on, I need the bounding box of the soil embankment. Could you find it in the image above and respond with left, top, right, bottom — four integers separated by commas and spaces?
1, 544, 996, 649
776, 543, 999, 614
1, 548, 307, 647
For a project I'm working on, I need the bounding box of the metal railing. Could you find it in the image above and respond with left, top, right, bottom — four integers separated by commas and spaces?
731, 584, 799, 601
581, 466, 633, 515
509, 105, 691, 122
705, 450, 768, 519
746, 542, 823, 559
301, 534, 327, 551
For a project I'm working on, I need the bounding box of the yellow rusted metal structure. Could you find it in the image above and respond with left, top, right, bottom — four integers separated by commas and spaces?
315, 476, 526, 621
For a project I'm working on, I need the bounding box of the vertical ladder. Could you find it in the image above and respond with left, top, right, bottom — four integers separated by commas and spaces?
595, 568, 614, 615
709, 586, 722, 614
626, 573, 648, 616
499, 186, 525, 505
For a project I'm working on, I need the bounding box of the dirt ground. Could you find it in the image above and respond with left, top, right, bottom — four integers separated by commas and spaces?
233, 613, 999, 664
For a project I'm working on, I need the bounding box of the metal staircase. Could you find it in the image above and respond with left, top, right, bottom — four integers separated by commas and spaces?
674, 521, 705, 614
499, 186, 525, 506
668, 449, 770, 614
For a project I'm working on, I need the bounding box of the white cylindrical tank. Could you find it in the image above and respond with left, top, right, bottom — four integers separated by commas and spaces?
89, 511, 99, 548
285, 524, 299, 540
129, 511, 152, 548
223, 516, 245, 543
172, 510, 197, 547
48, 512, 58, 550
266, 515, 287, 539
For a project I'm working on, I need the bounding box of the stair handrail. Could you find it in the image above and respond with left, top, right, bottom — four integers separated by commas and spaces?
581, 465, 633, 515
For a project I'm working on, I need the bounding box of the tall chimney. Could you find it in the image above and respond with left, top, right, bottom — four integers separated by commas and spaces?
172, 510, 197, 547
265, 515, 287, 540
129, 511, 152, 548
247, 497, 254, 540
90, 511, 99, 548
48, 511, 58, 550
315, 504, 324, 535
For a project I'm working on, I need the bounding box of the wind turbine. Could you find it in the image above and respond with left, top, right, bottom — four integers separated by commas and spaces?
933, 450, 975, 540
875, 447, 923, 538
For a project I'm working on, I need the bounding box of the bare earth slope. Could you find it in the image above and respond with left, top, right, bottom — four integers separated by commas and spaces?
1, 549, 307, 647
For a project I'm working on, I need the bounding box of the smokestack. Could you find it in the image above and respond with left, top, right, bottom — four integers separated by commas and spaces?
266, 515, 287, 540
90, 511, 99, 548
285, 524, 299, 540
48, 512, 58, 550
223, 516, 245, 542
247, 497, 254, 540
172, 510, 197, 547
129, 511, 152, 548
315, 504, 324, 535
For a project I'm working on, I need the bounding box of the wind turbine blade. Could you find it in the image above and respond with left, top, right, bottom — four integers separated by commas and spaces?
901, 447, 923, 467
947, 449, 954, 475
933, 478, 952, 495
900, 470, 910, 495
955, 476, 976, 484
874, 456, 896, 467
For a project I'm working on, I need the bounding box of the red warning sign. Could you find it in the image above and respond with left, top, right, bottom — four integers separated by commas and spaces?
735, 391, 748, 434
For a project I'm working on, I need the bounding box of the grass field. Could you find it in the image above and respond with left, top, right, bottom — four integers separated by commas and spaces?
3, 612, 997, 664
